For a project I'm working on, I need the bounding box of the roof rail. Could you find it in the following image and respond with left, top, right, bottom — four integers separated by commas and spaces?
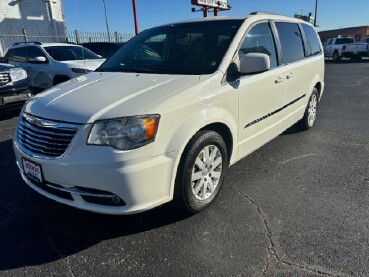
249, 11, 284, 16
12, 42, 42, 46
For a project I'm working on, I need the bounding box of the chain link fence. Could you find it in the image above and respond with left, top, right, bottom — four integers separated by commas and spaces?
0, 28, 135, 56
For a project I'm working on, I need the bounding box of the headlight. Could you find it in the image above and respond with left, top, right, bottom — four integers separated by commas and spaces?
10, 68, 27, 82
71, 68, 92, 74
87, 115, 160, 150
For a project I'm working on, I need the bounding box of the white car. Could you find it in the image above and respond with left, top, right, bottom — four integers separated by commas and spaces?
13, 13, 325, 215
323, 37, 369, 61
5, 42, 105, 92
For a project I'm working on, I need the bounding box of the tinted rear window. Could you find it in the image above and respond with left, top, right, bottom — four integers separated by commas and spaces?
302, 24, 322, 57
335, 38, 354, 44
275, 22, 305, 64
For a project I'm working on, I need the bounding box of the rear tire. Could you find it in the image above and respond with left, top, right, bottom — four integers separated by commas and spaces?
298, 88, 319, 131
173, 130, 229, 214
333, 51, 340, 62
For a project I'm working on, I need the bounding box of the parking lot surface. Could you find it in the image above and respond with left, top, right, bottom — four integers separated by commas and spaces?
1, 61, 369, 277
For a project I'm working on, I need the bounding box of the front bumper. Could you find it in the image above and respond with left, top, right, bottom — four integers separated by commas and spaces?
341, 51, 369, 58
0, 79, 31, 106
13, 125, 176, 215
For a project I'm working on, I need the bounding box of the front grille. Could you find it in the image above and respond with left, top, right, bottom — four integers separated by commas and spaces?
0, 72, 10, 86
17, 113, 79, 158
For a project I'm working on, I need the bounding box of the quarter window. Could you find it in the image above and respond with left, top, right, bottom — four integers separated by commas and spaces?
275, 22, 305, 64
238, 22, 278, 68
302, 24, 322, 57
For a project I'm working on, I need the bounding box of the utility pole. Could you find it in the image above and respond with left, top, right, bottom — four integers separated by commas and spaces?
132, 0, 139, 35
102, 0, 111, 41
314, 0, 318, 27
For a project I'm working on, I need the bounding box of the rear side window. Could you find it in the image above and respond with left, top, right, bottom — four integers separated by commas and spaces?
11, 47, 27, 63
275, 22, 305, 64
302, 24, 322, 57
239, 22, 278, 68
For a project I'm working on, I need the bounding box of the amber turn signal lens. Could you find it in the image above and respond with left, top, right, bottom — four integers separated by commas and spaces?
143, 117, 159, 140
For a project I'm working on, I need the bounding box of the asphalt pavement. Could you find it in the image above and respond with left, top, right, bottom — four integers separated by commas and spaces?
0, 60, 369, 277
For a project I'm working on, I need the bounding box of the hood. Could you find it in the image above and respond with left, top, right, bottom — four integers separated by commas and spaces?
24, 72, 201, 124
60, 59, 106, 71
0, 63, 16, 71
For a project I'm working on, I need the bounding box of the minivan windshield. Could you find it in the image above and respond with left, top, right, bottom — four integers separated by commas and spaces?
97, 20, 243, 75
44, 46, 101, 61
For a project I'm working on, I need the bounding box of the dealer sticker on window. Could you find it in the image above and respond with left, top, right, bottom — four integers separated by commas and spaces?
22, 159, 43, 184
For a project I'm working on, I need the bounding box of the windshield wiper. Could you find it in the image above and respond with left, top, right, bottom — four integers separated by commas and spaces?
120, 67, 162, 73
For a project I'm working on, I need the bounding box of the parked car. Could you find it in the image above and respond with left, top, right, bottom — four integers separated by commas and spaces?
323, 37, 369, 61
360, 37, 369, 44
82, 42, 125, 58
0, 61, 32, 111
5, 42, 105, 92
13, 13, 324, 215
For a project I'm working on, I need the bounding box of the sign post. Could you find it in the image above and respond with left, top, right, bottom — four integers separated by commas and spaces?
191, 0, 230, 17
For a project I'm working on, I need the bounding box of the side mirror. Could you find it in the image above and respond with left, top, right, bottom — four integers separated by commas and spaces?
239, 53, 271, 75
0, 57, 9, 64
29, 56, 48, 63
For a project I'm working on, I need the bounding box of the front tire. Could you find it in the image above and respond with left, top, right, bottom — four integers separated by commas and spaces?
174, 130, 229, 214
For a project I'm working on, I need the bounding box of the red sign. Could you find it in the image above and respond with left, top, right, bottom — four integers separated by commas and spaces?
191, 0, 229, 9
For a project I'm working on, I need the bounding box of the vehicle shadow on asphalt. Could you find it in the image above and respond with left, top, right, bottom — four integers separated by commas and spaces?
0, 109, 21, 121
0, 138, 191, 271
325, 58, 369, 64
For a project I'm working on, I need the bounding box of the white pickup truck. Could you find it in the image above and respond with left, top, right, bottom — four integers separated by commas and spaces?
323, 37, 369, 61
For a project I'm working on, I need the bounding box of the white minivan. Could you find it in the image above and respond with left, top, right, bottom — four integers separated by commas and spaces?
13, 13, 324, 215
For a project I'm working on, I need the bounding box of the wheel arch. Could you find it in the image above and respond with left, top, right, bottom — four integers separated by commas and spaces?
314, 82, 322, 97
199, 123, 233, 163
163, 108, 238, 198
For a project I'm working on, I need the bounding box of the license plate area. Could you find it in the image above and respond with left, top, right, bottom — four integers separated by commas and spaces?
22, 158, 43, 184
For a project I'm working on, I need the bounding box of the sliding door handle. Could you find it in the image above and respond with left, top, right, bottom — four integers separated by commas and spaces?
275, 76, 284, 84
286, 72, 294, 80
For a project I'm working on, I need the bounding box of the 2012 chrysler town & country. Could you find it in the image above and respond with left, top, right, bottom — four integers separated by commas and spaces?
13, 13, 324, 214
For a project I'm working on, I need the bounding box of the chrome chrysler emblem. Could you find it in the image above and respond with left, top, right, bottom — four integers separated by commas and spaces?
23, 113, 58, 128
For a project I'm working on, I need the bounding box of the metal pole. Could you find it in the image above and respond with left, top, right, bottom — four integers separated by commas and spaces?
102, 0, 111, 41
314, 0, 318, 27
203, 6, 208, 17
132, 0, 139, 35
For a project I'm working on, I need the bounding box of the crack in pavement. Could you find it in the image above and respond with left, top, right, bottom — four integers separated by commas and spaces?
0, 126, 16, 132
225, 179, 346, 277
42, 222, 76, 277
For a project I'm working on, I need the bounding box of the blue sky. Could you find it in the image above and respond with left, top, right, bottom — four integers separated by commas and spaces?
63, 0, 369, 34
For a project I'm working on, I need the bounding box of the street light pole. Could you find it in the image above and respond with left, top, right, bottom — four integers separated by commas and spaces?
132, 0, 139, 35
314, 0, 318, 27
102, 0, 111, 41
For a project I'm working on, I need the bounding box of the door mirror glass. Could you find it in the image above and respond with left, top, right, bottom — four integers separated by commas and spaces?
239, 53, 270, 75
29, 56, 47, 63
